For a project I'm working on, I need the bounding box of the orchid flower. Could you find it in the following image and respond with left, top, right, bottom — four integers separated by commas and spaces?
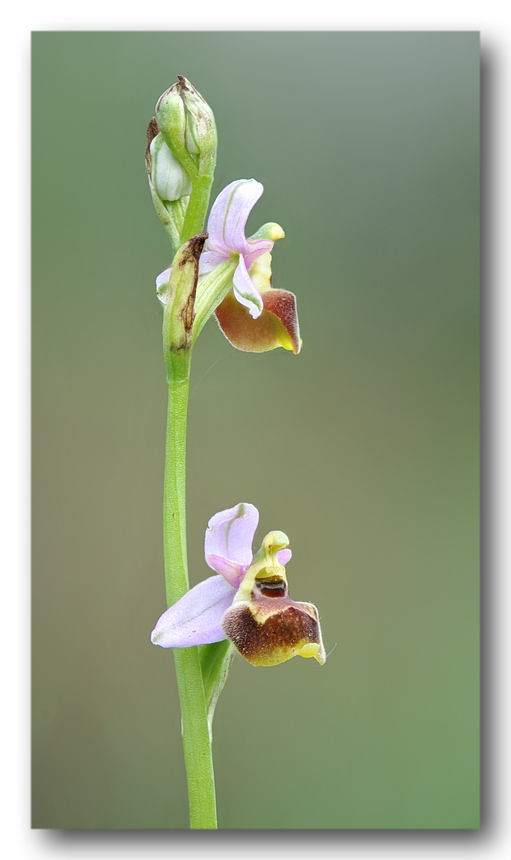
156, 179, 302, 354
151, 503, 325, 667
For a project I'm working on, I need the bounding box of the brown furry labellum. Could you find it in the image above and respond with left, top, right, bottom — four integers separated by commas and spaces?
215, 290, 301, 354
221, 597, 326, 667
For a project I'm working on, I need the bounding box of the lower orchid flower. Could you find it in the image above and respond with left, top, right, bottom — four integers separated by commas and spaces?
156, 179, 301, 354
151, 503, 325, 667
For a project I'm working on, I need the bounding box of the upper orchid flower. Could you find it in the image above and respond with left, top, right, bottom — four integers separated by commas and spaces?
199, 179, 277, 316
151, 503, 325, 667
200, 179, 301, 354
156, 179, 302, 354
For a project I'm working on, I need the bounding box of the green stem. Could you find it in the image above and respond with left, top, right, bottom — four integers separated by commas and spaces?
180, 170, 215, 243
163, 348, 218, 829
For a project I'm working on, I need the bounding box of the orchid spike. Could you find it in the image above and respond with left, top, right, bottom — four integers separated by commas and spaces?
151, 503, 325, 667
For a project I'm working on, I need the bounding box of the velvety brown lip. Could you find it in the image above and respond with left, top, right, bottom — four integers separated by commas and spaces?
221, 601, 321, 666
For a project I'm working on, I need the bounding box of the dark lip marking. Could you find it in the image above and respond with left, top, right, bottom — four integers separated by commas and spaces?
254, 575, 288, 598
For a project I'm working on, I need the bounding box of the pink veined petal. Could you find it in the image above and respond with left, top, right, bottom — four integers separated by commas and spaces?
233, 256, 264, 319
205, 503, 259, 585
207, 179, 264, 255
198, 247, 229, 275
277, 549, 292, 566
244, 238, 274, 271
151, 575, 235, 648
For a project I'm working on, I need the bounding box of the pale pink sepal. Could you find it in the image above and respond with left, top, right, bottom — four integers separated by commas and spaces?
150, 575, 235, 647
205, 502, 259, 587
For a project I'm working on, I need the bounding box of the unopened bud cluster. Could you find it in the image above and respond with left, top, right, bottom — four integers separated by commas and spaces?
156, 75, 217, 165
146, 76, 217, 249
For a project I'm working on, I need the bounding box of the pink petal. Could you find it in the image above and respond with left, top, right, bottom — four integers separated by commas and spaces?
205, 502, 259, 586
277, 549, 292, 565
151, 576, 235, 648
233, 256, 263, 319
244, 238, 274, 271
207, 179, 264, 255
206, 555, 249, 586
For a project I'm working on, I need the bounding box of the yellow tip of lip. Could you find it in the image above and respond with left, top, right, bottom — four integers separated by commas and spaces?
269, 225, 285, 241
297, 642, 327, 665
298, 643, 319, 659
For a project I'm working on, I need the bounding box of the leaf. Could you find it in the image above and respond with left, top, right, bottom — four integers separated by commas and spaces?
199, 639, 235, 739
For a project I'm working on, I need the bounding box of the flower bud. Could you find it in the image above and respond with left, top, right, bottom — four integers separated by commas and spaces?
150, 133, 192, 202
145, 118, 190, 249
156, 76, 217, 170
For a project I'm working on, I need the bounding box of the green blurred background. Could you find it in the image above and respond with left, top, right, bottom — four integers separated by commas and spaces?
32, 32, 479, 829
